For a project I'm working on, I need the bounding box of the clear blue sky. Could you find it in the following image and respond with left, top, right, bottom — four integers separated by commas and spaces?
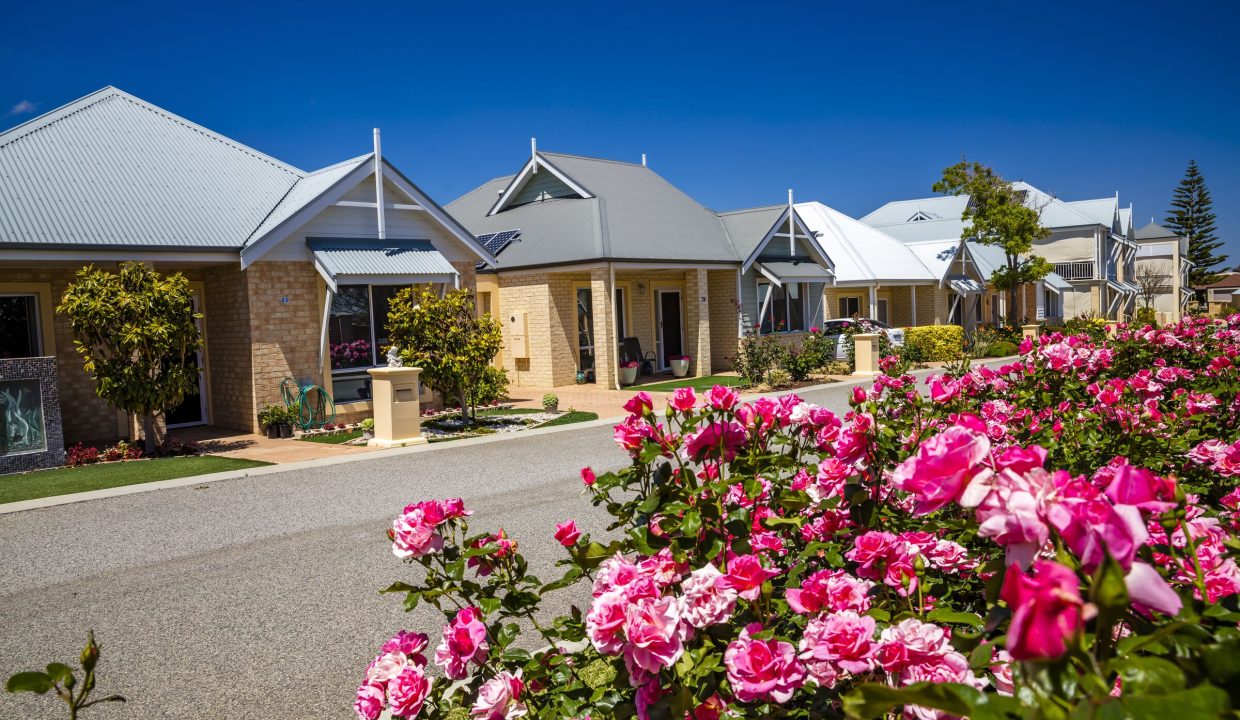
4, 0, 1238, 264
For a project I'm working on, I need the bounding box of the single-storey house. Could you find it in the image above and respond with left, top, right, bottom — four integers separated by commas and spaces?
0, 86, 496, 447
1200, 272, 1240, 316
447, 146, 834, 390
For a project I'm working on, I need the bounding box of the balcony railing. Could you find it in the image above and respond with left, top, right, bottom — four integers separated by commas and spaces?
1053, 261, 1096, 281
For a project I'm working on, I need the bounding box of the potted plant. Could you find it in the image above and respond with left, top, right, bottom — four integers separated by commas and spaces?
360, 417, 375, 440
542, 394, 559, 413
619, 360, 639, 386
669, 354, 691, 378
258, 405, 282, 439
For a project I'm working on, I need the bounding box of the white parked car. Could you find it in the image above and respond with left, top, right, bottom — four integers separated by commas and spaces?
820, 319, 905, 359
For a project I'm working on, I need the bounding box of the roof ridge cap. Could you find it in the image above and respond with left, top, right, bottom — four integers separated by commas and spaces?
539, 151, 644, 168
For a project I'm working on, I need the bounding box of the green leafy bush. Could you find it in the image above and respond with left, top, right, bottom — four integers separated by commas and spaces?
766, 367, 792, 387
982, 339, 1019, 357
903, 325, 964, 361
732, 329, 788, 387
469, 366, 510, 409
541, 394, 558, 410
1135, 306, 1158, 326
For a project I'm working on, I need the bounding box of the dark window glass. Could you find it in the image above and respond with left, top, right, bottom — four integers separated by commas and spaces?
838, 296, 860, 319
577, 288, 594, 370
328, 286, 373, 370
370, 285, 407, 360
787, 283, 805, 332
0, 296, 39, 359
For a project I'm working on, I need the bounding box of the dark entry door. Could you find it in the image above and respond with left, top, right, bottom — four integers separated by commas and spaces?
658, 290, 683, 368
166, 294, 206, 428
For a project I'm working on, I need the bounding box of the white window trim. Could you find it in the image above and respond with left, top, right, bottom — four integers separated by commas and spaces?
757, 280, 809, 333
329, 282, 423, 381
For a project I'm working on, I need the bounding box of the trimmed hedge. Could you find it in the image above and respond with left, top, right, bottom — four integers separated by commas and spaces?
903, 324, 965, 361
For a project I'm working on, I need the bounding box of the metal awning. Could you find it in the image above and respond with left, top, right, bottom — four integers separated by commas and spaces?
309, 238, 459, 292
1042, 271, 1072, 295
948, 275, 985, 295
1106, 279, 1138, 296
756, 260, 834, 285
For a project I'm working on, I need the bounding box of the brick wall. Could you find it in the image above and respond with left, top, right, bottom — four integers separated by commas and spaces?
245, 262, 324, 431
707, 269, 739, 372
203, 264, 253, 431
497, 274, 554, 387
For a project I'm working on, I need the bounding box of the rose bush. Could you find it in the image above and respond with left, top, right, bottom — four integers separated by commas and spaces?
359, 315, 1240, 719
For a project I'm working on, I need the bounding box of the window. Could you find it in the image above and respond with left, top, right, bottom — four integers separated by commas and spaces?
876, 298, 889, 325
577, 288, 594, 372
0, 295, 41, 359
758, 282, 808, 333
328, 284, 410, 401
614, 287, 627, 337
838, 296, 861, 319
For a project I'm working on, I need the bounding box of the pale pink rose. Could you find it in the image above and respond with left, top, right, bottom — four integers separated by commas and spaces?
724, 624, 806, 704
990, 649, 1015, 695
387, 666, 431, 718
900, 652, 986, 720
707, 384, 740, 410
434, 607, 490, 680
969, 467, 1056, 568
891, 425, 991, 515
670, 387, 697, 412
636, 548, 684, 588
594, 553, 641, 597
554, 519, 582, 546
719, 554, 780, 601
679, 564, 738, 628
1125, 562, 1183, 616
875, 619, 952, 672
799, 611, 877, 681
354, 682, 385, 720
471, 670, 527, 720
585, 590, 627, 655
1000, 560, 1084, 661
926, 539, 975, 573
623, 595, 689, 676
367, 651, 408, 683
391, 508, 444, 559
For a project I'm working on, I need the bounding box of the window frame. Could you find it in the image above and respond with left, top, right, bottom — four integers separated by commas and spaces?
0, 292, 43, 359
837, 295, 861, 320
757, 280, 809, 334
329, 283, 420, 401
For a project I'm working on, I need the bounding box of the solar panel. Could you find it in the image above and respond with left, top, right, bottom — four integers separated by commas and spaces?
476, 229, 520, 268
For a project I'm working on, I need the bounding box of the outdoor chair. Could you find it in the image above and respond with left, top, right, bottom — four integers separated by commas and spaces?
620, 337, 656, 375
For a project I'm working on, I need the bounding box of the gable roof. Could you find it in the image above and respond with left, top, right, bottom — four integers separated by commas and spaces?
450, 152, 743, 268
859, 196, 970, 226
1201, 272, 1240, 290
1064, 197, 1118, 230
1135, 222, 1177, 240
795, 201, 936, 284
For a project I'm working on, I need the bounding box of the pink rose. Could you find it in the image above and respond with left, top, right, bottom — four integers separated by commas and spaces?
1047, 496, 1147, 573
387, 666, 431, 718
354, 682, 385, 720
892, 425, 991, 515
391, 508, 444, 559
798, 611, 877, 683
679, 564, 738, 628
382, 630, 429, 658
724, 623, 806, 704
670, 387, 697, 412
367, 651, 409, 683
554, 519, 582, 546
875, 618, 952, 672
624, 392, 654, 416
786, 569, 873, 615
1000, 560, 1084, 661
434, 607, 490, 680
471, 670, 527, 720
585, 590, 628, 655
720, 554, 780, 601
968, 466, 1056, 569
681, 421, 747, 463
614, 416, 654, 452
1104, 462, 1177, 513
623, 595, 689, 676
707, 385, 740, 410
581, 467, 596, 486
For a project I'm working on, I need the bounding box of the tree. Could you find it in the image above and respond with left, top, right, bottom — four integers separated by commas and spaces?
386, 288, 503, 422
57, 262, 203, 454
1165, 160, 1226, 287
1133, 262, 1171, 310
933, 160, 1051, 326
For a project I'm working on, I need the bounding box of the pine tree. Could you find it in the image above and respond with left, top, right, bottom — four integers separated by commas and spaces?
1166, 160, 1226, 287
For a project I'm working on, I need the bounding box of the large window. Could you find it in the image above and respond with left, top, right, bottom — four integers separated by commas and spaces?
0, 295, 41, 359
329, 284, 410, 402
577, 288, 594, 372
837, 296, 861, 320
758, 282, 808, 334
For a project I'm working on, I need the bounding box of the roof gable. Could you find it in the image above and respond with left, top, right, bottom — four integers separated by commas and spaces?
488, 154, 593, 215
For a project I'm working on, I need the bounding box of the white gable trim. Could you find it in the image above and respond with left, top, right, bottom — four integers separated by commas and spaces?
740, 207, 834, 275
486, 154, 594, 216
242, 158, 498, 269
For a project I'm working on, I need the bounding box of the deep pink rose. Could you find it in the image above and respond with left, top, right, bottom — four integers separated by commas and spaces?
724, 624, 806, 704
681, 421, 747, 463
387, 666, 431, 718
720, 554, 781, 601
614, 416, 654, 452
554, 519, 582, 546
586, 590, 628, 655
1000, 560, 1084, 661
707, 384, 740, 410
670, 387, 697, 412
786, 569, 873, 615
624, 392, 654, 416
382, 630, 429, 658
680, 564, 738, 628
623, 595, 689, 675
391, 508, 444, 559
434, 607, 490, 680
1104, 462, 1177, 513
799, 611, 877, 682
892, 425, 991, 515
1047, 496, 1147, 573
471, 670, 526, 720
354, 682, 385, 720
581, 467, 596, 486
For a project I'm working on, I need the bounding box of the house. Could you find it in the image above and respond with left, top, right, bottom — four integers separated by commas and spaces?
0, 87, 496, 448
1132, 222, 1192, 322
862, 182, 1136, 323
1199, 272, 1240, 316
447, 147, 834, 390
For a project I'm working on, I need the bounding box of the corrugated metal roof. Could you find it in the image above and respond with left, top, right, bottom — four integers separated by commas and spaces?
860, 196, 969, 225
1065, 197, 1118, 230
1043, 272, 1072, 292
964, 241, 1008, 280
245, 154, 371, 246
0, 86, 303, 249
309, 239, 457, 282
949, 276, 985, 295
718, 206, 785, 258
1135, 222, 1176, 240
796, 201, 937, 283
758, 261, 833, 281
905, 240, 960, 279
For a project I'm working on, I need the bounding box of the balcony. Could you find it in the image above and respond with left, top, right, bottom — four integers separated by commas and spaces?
1053, 261, 1096, 281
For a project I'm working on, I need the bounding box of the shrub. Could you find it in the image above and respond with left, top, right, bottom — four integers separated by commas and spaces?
982, 339, 1019, 357
1135, 306, 1158, 326
360, 314, 1240, 720
903, 325, 965, 361
65, 443, 99, 466
541, 394, 558, 410
765, 367, 792, 387
360, 418, 375, 433
469, 366, 510, 410
99, 441, 140, 462
780, 348, 819, 382
819, 359, 852, 376
732, 329, 787, 387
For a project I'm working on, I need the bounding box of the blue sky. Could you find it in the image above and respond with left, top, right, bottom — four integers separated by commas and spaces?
4, 0, 1239, 264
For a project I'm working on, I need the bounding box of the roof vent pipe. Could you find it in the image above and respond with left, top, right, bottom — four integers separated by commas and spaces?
641, 153, 647, 167
531, 137, 537, 173
374, 128, 386, 241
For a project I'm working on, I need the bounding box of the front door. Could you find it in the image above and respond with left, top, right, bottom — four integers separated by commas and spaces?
656, 290, 683, 370
166, 293, 207, 428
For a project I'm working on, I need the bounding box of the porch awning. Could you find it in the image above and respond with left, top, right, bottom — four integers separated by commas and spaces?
947, 275, 985, 295
1042, 271, 1071, 295
756, 261, 833, 284
1106, 279, 1138, 296
309, 239, 459, 292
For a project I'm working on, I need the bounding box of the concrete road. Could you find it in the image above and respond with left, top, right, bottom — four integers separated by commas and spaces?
0, 372, 950, 719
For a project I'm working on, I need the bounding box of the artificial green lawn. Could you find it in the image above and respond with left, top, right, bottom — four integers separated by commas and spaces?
298, 429, 364, 444
0, 456, 271, 505
634, 374, 744, 393
540, 410, 599, 427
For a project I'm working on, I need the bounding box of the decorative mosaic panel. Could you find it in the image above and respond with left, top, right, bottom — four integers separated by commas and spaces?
0, 357, 64, 475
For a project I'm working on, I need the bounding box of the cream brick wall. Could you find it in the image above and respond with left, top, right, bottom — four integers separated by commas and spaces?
203, 264, 254, 432
497, 273, 555, 387
708, 269, 740, 372
245, 262, 324, 431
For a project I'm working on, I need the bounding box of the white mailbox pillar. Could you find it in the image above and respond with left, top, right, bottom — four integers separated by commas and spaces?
367, 366, 427, 448
852, 333, 881, 377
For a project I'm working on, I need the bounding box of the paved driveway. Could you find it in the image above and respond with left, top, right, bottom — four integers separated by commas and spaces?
0, 371, 962, 719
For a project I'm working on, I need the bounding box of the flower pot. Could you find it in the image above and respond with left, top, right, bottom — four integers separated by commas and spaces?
620, 365, 639, 385
543, 404, 559, 414
279, 424, 293, 439
265, 425, 279, 439
670, 358, 690, 378
362, 431, 374, 440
